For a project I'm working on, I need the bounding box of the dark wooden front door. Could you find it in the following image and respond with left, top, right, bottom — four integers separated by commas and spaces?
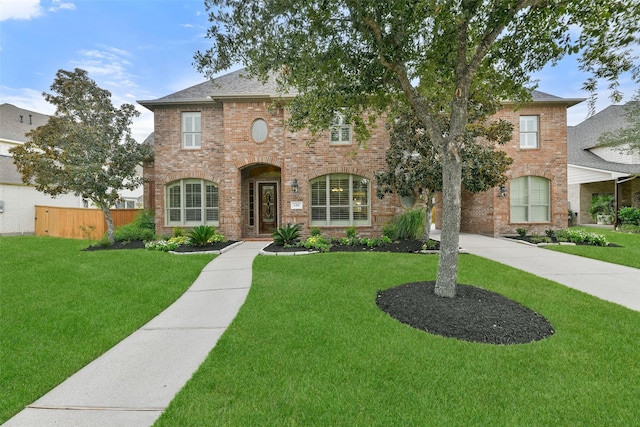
258, 183, 278, 234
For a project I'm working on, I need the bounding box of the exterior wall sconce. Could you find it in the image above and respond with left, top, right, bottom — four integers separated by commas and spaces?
292, 179, 298, 193
499, 184, 508, 198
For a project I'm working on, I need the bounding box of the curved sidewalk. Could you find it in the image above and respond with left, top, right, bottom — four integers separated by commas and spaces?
444, 231, 640, 312
4, 241, 267, 427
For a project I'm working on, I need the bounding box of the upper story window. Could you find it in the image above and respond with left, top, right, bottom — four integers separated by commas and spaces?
510, 176, 550, 223
166, 179, 219, 226
310, 174, 369, 226
182, 112, 201, 149
330, 112, 352, 145
251, 119, 268, 143
520, 115, 539, 149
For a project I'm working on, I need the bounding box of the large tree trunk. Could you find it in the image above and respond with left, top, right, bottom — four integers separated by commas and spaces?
434, 140, 463, 298
101, 204, 115, 244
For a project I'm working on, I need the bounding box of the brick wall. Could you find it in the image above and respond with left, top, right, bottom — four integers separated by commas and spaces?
435, 103, 570, 236
149, 100, 404, 240
149, 99, 571, 239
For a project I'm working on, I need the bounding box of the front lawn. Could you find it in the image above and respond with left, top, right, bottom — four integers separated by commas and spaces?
544, 227, 640, 269
155, 253, 640, 426
0, 236, 216, 423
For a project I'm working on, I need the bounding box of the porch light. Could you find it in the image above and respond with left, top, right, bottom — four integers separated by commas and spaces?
292, 179, 298, 193
499, 184, 508, 198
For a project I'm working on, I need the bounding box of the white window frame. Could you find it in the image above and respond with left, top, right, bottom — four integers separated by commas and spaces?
165, 179, 219, 226
520, 115, 539, 149
182, 112, 201, 149
510, 176, 550, 223
310, 174, 370, 226
330, 112, 352, 145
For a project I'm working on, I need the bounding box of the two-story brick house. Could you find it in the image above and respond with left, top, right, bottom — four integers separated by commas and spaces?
138, 69, 582, 240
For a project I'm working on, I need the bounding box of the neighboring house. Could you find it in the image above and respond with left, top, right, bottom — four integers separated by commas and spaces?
0, 103, 144, 236
138, 69, 582, 240
567, 103, 640, 225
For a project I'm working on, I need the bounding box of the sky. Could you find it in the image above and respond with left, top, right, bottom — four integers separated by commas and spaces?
1, 0, 638, 144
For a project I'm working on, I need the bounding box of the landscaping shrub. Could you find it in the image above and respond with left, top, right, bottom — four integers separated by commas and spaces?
145, 236, 188, 251
113, 209, 156, 242
299, 233, 331, 252
391, 208, 425, 240
617, 206, 640, 226
272, 223, 301, 246
187, 225, 225, 246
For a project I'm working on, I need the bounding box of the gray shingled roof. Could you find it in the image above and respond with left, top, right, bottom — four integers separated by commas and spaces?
138, 68, 296, 110
0, 103, 50, 143
139, 69, 581, 110
568, 103, 640, 175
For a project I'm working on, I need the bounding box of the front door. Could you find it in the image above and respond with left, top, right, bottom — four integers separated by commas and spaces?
259, 183, 278, 234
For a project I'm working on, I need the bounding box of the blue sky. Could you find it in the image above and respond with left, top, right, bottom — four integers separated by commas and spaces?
1, 0, 637, 143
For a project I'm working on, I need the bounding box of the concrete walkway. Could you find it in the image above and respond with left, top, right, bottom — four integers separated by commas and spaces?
4, 241, 267, 427
432, 230, 640, 312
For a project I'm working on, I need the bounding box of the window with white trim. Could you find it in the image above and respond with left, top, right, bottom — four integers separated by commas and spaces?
520, 115, 539, 148
182, 112, 201, 149
510, 176, 550, 223
165, 179, 218, 226
310, 174, 369, 226
330, 113, 352, 145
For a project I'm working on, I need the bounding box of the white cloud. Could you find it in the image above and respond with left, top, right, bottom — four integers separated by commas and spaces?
0, 0, 42, 21
49, 0, 75, 13
0, 86, 55, 115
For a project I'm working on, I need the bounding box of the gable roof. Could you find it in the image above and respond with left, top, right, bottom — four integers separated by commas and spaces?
0, 103, 50, 143
139, 68, 582, 110
568, 103, 640, 175
138, 68, 296, 110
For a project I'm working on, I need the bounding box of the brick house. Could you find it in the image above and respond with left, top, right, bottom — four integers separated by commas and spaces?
138, 69, 582, 240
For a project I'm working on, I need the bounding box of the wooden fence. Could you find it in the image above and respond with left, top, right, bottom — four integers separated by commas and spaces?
34, 206, 141, 240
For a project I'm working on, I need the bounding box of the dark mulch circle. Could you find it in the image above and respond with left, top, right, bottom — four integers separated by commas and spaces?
376, 281, 555, 345
83, 240, 238, 252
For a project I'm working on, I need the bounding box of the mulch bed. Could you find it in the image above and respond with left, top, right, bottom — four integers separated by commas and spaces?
262, 239, 435, 253
83, 240, 238, 252
376, 281, 555, 345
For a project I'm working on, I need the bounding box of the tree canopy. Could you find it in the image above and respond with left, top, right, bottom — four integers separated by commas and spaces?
197, 0, 640, 297
598, 90, 640, 155
10, 68, 152, 244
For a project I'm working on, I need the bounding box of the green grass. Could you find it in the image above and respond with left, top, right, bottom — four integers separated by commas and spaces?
156, 253, 640, 426
0, 236, 216, 423
544, 227, 640, 268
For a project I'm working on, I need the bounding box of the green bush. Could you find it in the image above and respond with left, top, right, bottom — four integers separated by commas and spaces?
617, 206, 640, 226
272, 223, 301, 246
299, 234, 331, 252
188, 225, 219, 246
145, 236, 188, 251
516, 227, 527, 238
345, 226, 357, 239
113, 210, 156, 242
391, 208, 425, 240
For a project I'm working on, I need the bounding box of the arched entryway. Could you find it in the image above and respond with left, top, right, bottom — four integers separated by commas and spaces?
241, 164, 281, 238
